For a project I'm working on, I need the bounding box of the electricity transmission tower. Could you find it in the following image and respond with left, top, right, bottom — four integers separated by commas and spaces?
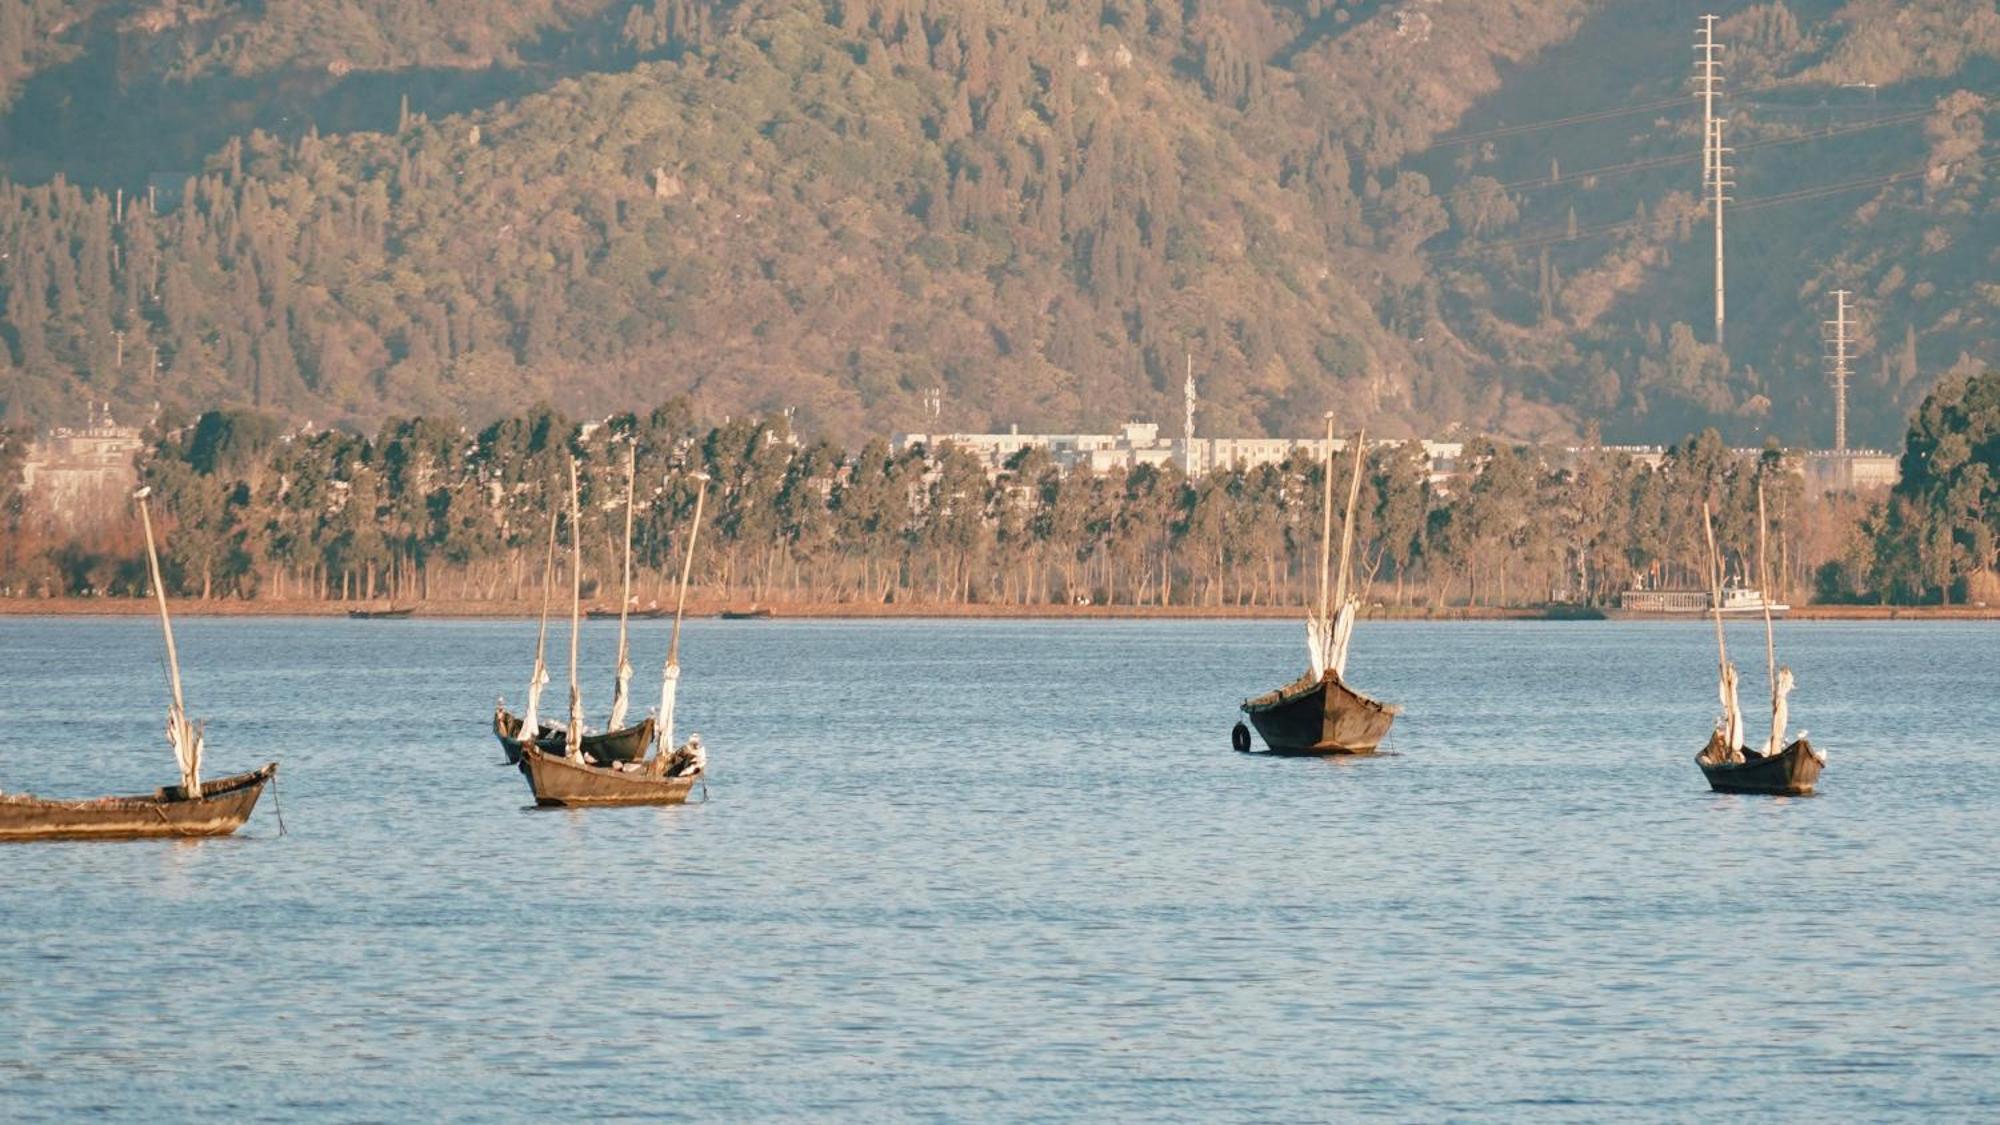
1694, 14, 1723, 191
1710, 116, 1732, 352
1695, 15, 1729, 350
1825, 290, 1854, 452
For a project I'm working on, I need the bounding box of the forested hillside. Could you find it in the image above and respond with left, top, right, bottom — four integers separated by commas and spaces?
0, 0, 1993, 446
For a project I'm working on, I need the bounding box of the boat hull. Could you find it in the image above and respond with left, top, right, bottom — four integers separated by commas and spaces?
1697, 733, 1823, 795
517, 747, 700, 807
493, 707, 653, 766
1603, 606, 1791, 621
1242, 672, 1398, 755
0, 764, 277, 842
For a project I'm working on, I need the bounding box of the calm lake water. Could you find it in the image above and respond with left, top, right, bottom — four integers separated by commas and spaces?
2, 616, 1997, 1119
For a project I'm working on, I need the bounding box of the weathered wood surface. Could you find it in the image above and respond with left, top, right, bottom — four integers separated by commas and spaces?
0, 764, 277, 841
1697, 732, 1823, 796
492, 707, 653, 766
516, 747, 699, 807
1242, 671, 1398, 755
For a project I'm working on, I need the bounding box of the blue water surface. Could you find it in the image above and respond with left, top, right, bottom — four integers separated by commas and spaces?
1, 616, 1996, 1120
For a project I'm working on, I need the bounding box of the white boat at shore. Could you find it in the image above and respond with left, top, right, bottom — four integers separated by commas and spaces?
1609, 586, 1789, 619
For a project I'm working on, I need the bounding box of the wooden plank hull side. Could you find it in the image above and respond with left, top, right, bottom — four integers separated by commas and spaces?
493, 708, 653, 766
0, 764, 277, 841
1697, 734, 1823, 795
517, 747, 700, 807
1242, 672, 1398, 755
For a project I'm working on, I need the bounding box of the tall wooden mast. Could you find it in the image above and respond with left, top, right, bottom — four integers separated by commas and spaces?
658, 473, 710, 754
1316, 414, 1336, 623
564, 456, 584, 759
138, 489, 201, 797
520, 506, 558, 737
607, 442, 638, 731
1333, 428, 1367, 613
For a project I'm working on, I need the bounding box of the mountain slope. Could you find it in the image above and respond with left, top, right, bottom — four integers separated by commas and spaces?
0, 0, 1992, 446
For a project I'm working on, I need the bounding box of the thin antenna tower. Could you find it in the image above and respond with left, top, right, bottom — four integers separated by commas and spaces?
1183, 353, 1198, 476
1825, 290, 1854, 451
1694, 15, 1723, 191
1710, 115, 1732, 351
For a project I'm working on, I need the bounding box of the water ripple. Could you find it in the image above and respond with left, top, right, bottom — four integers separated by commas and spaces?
1, 617, 1997, 1118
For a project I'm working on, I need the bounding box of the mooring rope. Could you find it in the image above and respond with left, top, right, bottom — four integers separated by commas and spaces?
269, 771, 287, 837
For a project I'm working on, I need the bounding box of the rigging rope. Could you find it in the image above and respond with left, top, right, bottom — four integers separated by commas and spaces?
269, 769, 287, 837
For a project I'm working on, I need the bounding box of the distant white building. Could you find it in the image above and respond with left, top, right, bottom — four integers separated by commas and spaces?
894, 422, 1893, 494
1802, 449, 1899, 492
19, 403, 147, 531
894, 422, 1433, 478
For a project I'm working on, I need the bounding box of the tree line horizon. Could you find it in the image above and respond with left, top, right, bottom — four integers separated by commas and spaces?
2, 371, 1996, 609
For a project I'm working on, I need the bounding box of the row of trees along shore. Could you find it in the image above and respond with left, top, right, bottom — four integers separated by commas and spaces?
4, 372, 1998, 609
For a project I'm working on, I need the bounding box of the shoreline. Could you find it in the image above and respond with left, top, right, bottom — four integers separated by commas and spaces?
3, 598, 1994, 621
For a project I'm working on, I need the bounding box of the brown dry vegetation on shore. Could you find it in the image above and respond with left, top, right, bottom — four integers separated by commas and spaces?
7, 596, 1995, 622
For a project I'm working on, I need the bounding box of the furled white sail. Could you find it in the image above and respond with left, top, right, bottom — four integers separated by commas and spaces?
167, 704, 203, 797
658, 661, 681, 752
1764, 666, 1794, 757
521, 659, 550, 740
1305, 612, 1331, 679
1328, 599, 1359, 678
607, 442, 638, 733
1718, 660, 1746, 752
608, 653, 634, 733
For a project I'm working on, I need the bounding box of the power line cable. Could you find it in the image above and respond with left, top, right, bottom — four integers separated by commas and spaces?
1415, 78, 1823, 151
1418, 97, 1694, 150
1432, 150, 1998, 261
1359, 107, 1943, 221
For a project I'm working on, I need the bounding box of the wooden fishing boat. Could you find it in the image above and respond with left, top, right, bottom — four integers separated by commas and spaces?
587, 606, 666, 620
719, 606, 773, 620
1238, 418, 1398, 755
492, 505, 562, 764
347, 605, 415, 619
1693, 487, 1825, 795
1697, 731, 1823, 795
492, 458, 662, 768
518, 469, 714, 807
492, 705, 561, 761
517, 746, 702, 806
0, 490, 276, 842
1242, 670, 1398, 755
492, 705, 654, 766
1, 765, 277, 841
